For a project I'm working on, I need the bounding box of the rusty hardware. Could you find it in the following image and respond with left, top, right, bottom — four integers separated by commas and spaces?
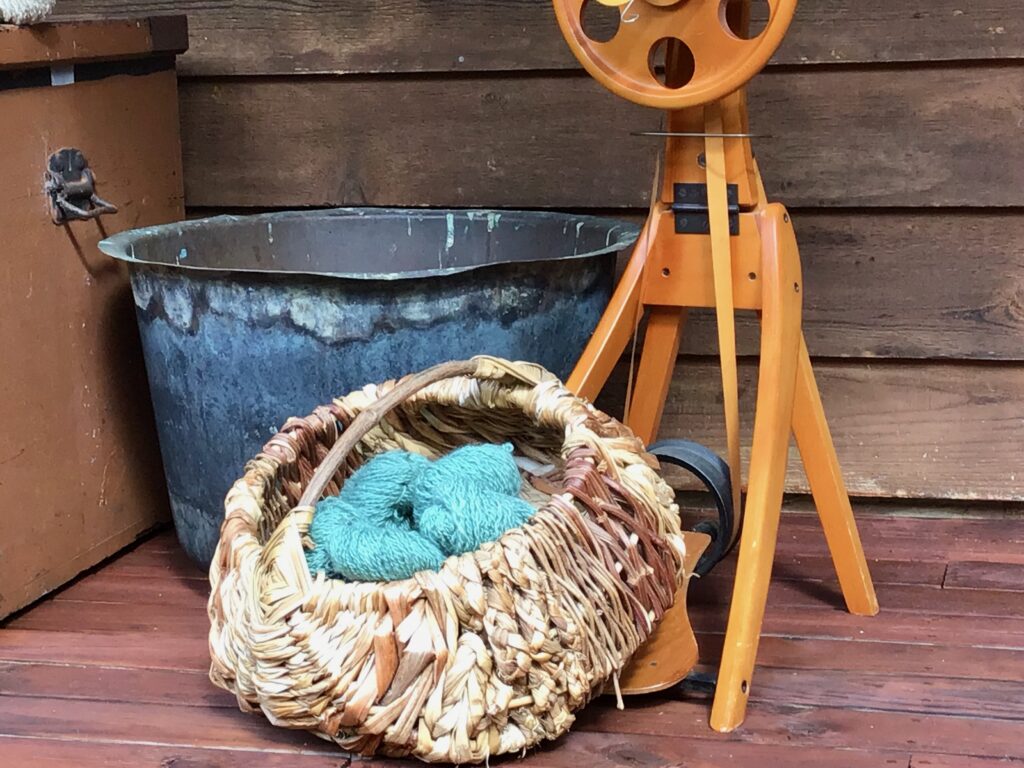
45, 148, 119, 224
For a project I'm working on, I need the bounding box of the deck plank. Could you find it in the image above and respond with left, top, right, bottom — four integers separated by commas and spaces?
5, 659, 1023, 723
0, 698, 907, 767
911, 756, 1024, 768
774, 514, 1024, 562
575, 702, 1024, 758
3, 513, 1024, 764
695, 635, 1024, 683
0, 696, 344, 753
943, 561, 1024, 592
0, 736, 352, 767
0, 629, 209, 671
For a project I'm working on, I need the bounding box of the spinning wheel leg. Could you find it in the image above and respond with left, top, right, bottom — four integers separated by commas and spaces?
710, 204, 803, 733
793, 337, 879, 616
626, 306, 687, 445
567, 218, 652, 402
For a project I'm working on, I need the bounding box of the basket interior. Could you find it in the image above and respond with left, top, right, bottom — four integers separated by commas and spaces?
254, 398, 568, 547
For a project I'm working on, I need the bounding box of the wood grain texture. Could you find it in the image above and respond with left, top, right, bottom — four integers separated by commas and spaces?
0, 16, 186, 68
0, 662, 231, 709
575, 700, 1024, 757
604, 360, 1024, 502
0, 738, 353, 768
944, 561, 1024, 591
52, 0, 1024, 76
0, 698, 905, 768
4, 659, 1022, 733
6, 598, 208, 633
710, 552, 946, 585
695, 634, 1024, 681
0, 629, 209, 670
738, 669, 1024, 721
684, 211, 1024, 361
690, 576, 1024, 619
0, 69, 184, 618
178, 66, 1024, 209
0, 696, 345, 753
776, 514, 1024, 564
911, 756, 1024, 768
698, 604, 1024, 649
5, 519, 1024, 765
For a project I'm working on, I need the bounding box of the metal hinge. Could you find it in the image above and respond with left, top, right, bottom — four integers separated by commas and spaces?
45, 148, 119, 225
672, 182, 739, 236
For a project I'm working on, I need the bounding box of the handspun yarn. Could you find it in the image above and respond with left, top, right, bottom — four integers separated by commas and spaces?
412, 443, 523, 506
305, 496, 446, 581
416, 486, 535, 557
305, 443, 535, 581
338, 450, 430, 524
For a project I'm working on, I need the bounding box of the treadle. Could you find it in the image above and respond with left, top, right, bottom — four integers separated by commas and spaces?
619, 530, 711, 695
676, 670, 719, 697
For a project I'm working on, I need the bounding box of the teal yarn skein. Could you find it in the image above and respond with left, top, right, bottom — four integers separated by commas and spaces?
305, 496, 446, 580
413, 444, 531, 556
305, 443, 535, 582
412, 442, 522, 512
416, 486, 535, 557
339, 450, 430, 524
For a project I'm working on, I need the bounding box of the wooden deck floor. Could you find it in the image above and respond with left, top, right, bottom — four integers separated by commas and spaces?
2, 511, 1023, 767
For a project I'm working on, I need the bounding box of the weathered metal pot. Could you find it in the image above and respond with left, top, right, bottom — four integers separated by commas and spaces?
99, 208, 636, 565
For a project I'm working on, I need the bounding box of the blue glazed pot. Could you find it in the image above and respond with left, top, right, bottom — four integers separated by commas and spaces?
99, 208, 636, 565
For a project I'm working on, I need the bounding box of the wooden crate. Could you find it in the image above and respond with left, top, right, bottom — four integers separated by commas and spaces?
0, 17, 188, 617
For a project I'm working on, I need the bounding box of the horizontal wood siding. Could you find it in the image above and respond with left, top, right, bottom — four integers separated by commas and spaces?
54, 0, 1024, 504
683, 211, 1024, 361
601, 360, 1024, 502
55, 1, 1024, 75
178, 67, 1024, 208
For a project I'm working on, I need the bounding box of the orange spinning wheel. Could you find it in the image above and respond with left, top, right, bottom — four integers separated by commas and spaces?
553, 0, 879, 732
553, 0, 796, 109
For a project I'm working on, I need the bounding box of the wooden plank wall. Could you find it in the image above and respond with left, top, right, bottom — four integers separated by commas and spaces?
55, 1, 1024, 506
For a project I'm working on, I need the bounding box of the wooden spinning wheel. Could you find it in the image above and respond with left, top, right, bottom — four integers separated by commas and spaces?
553, 0, 796, 108
552, 0, 880, 733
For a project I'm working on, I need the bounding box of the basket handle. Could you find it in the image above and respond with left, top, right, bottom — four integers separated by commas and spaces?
298, 359, 479, 507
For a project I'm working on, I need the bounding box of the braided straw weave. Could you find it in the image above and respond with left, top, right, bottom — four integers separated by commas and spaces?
209, 357, 688, 763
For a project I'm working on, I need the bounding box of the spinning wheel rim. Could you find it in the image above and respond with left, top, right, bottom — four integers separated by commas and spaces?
553, 0, 797, 109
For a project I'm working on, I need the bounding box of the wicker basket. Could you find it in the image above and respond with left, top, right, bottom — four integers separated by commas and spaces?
208, 357, 689, 763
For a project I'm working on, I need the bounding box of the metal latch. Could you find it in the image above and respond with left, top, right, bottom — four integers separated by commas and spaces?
45, 148, 118, 224
672, 182, 739, 236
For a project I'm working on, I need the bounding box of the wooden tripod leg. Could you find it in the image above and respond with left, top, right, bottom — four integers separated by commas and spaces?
710, 204, 802, 733
793, 337, 879, 616
567, 217, 653, 402
625, 306, 687, 445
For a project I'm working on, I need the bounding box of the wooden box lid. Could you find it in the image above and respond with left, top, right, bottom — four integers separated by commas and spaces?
0, 16, 188, 70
